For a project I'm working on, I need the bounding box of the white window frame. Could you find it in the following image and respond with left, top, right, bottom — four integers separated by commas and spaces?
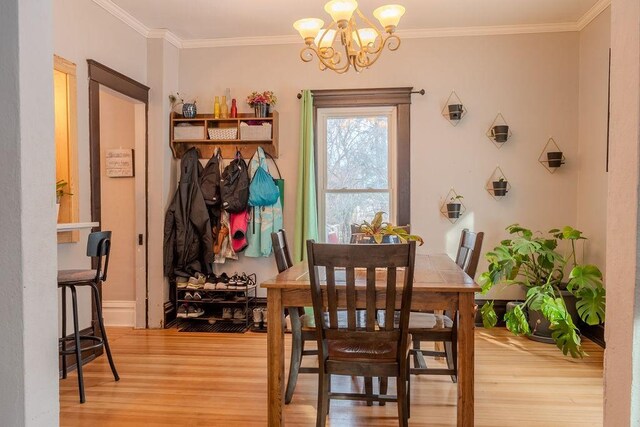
317, 106, 398, 242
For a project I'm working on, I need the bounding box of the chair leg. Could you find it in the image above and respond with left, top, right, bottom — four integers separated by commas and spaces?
285, 310, 303, 404
61, 285, 68, 379
379, 377, 388, 406
407, 363, 411, 419
445, 341, 457, 383
69, 286, 85, 403
396, 374, 408, 427
364, 377, 373, 406
326, 374, 331, 415
316, 370, 329, 427
90, 283, 119, 381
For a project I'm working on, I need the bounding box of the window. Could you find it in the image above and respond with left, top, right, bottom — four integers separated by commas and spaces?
317, 107, 397, 243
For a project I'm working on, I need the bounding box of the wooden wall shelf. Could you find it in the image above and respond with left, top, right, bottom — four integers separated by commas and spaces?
169, 111, 279, 159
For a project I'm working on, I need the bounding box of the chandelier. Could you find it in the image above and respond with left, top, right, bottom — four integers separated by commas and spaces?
293, 1, 405, 74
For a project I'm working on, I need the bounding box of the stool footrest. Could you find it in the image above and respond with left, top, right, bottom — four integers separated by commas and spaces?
59, 335, 104, 355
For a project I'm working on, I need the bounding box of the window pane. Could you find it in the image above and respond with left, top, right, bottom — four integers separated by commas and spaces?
326, 116, 389, 190
325, 192, 390, 243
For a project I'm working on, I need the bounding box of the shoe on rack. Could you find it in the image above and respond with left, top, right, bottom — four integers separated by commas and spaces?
183, 292, 193, 301
228, 273, 239, 285
176, 277, 189, 289
177, 304, 188, 318
204, 274, 217, 290
217, 272, 230, 285
252, 307, 263, 328
236, 273, 248, 286
193, 292, 203, 301
187, 305, 205, 318
233, 308, 246, 320
222, 307, 233, 319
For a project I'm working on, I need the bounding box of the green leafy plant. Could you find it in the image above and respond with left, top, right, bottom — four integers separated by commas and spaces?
479, 224, 605, 358
450, 194, 463, 202
56, 180, 72, 203
358, 212, 424, 245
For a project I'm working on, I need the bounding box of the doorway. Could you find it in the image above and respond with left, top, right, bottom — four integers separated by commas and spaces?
88, 60, 150, 329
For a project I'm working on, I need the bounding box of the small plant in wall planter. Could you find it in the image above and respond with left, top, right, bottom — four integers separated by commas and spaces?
492, 177, 508, 197
446, 195, 464, 219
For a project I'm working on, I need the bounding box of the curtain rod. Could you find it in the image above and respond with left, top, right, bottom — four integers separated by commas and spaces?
296, 88, 425, 99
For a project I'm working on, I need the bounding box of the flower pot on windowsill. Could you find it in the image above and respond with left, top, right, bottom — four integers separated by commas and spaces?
547, 151, 564, 168
492, 180, 508, 197
446, 202, 462, 219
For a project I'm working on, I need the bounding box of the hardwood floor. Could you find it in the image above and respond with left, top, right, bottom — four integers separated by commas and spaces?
59, 327, 603, 426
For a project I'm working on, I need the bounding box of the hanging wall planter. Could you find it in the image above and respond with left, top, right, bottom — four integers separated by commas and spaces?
486, 166, 511, 199
538, 138, 566, 173
486, 113, 513, 149
439, 188, 466, 223
441, 91, 467, 126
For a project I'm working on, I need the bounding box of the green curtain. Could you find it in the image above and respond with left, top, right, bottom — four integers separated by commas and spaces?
294, 90, 319, 262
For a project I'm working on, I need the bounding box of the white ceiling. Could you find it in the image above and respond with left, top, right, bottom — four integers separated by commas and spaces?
109, 0, 603, 42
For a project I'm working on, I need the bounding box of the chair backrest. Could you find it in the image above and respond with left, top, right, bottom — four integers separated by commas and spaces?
87, 231, 112, 282
271, 229, 293, 273
455, 229, 484, 279
306, 241, 416, 362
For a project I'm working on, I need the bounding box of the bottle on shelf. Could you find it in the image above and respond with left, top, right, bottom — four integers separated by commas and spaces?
230, 99, 238, 118
221, 95, 229, 119
214, 96, 220, 119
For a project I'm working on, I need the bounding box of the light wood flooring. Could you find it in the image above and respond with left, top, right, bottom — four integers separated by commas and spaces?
59, 327, 603, 426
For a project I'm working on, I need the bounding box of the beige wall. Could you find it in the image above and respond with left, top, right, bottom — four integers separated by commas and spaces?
577, 7, 610, 275
99, 88, 137, 302
179, 32, 581, 299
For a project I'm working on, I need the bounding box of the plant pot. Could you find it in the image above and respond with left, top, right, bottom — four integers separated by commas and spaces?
254, 103, 268, 118
547, 151, 564, 168
352, 234, 400, 244
446, 202, 462, 219
492, 181, 508, 197
491, 125, 509, 143
448, 104, 464, 120
527, 291, 579, 344
182, 103, 197, 118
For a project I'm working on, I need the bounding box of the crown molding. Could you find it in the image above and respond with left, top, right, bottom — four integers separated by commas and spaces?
576, 0, 611, 30
147, 29, 183, 49
92, 0, 610, 50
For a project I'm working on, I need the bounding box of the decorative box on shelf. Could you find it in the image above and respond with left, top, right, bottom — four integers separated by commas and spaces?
208, 127, 238, 140
240, 122, 272, 140
174, 124, 205, 140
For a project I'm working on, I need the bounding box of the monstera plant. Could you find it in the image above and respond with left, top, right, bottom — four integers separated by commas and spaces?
358, 212, 424, 245
479, 224, 605, 358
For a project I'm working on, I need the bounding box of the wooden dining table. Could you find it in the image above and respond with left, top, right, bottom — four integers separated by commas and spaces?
261, 253, 480, 427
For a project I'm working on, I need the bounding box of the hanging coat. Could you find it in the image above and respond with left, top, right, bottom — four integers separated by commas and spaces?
164, 148, 214, 278
245, 147, 283, 257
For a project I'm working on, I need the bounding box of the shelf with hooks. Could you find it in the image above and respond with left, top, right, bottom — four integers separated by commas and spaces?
441, 91, 467, 126
169, 111, 279, 159
486, 113, 512, 148
538, 138, 565, 173
439, 188, 466, 223
486, 166, 511, 199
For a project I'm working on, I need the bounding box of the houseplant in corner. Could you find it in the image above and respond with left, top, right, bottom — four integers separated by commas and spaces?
356, 211, 424, 245
479, 224, 605, 358
56, 180, 72, 220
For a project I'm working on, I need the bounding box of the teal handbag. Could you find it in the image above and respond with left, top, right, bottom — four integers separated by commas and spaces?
248, 148, 280, 207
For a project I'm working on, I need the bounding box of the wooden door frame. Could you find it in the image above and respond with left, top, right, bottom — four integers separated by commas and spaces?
87, 60, 150, 330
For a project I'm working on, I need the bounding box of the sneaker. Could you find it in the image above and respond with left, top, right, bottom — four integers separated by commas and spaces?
222, 307, 233, 319
252, 307, 263, 327
193, 292, 203, 301
176, 277, 189, 289
183, 292, 194, 301
187, 305, 204, 318
236, 273, 248, 286
233, 308, 246, 320
177, 304, 188, 318
204, 274, 217, 290
217, 272, 230, 285
187, 272, 206, 289
228, 273, 238, 286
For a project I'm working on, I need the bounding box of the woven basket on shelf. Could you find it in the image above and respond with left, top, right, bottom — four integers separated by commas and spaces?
208, 127, 238, 140
240, 123, 272, 141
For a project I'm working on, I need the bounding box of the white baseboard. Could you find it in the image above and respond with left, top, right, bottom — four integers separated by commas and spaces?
103, 300, 136, 327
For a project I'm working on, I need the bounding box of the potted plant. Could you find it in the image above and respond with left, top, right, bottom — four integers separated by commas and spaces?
446, 195, 464, 219
547, 151, 564, 168
247, 90, 277, 118
492, 177, 508, 197
56, 180, 72, 220
448, 103, 464, 120
479, 224, 606, 358
356, 212, 424, 245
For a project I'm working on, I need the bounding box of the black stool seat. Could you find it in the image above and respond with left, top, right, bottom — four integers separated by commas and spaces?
58, 231, 119, 404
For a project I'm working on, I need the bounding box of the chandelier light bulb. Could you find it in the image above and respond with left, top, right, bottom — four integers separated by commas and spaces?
373, 4, 406, 32
324, 0, 358, 26
293, 18, 325, 44
352, 28, 378, 48
315, 29, 338, 49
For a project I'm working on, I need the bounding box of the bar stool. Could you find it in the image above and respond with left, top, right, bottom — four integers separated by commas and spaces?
58, 230, 119, 403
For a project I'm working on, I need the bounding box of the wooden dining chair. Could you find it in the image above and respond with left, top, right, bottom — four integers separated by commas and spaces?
271, 229, 318, 405
409, 228, 484, 382
307, 240, 417, 427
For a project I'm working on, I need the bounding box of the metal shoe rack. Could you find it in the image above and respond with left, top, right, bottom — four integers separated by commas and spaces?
176, 274, 257, 330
